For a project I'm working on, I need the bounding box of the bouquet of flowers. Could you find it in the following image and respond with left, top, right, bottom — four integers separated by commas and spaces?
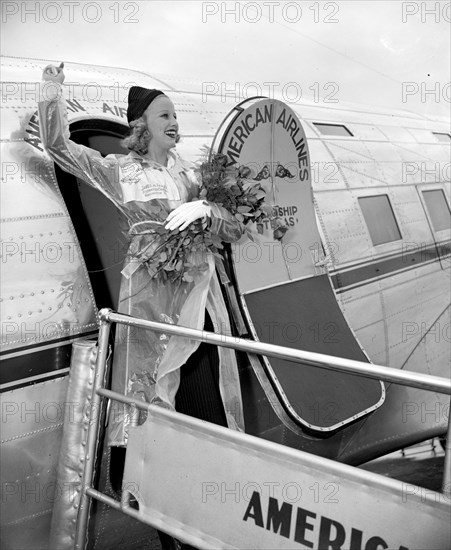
143, 148, 288, 283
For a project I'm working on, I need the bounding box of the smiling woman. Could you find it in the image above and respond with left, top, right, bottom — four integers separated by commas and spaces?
38, 62, 246, 550
123, 87, 180, 160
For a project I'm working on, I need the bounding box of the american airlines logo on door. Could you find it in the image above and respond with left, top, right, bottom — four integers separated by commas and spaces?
216, 98, 319, 289
221, 99, 310, 183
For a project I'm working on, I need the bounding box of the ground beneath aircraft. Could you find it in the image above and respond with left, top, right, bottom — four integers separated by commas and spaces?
360, 438, 445, 491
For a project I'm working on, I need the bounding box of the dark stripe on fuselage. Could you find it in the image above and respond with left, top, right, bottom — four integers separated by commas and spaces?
331, 241, 450, 294
0, 330, 98, 357
0, 344, 72, 388
0, 331, 98, 389
328, 240, 448, 275
0, 369, 69, 393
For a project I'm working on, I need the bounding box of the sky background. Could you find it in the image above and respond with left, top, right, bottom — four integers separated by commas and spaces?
2, 0, 450, 119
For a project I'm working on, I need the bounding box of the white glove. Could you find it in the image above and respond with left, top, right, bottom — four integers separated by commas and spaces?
42, 62, 65, 84
165, 201, 212, 231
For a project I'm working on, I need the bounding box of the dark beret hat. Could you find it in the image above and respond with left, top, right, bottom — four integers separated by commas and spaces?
127, 86, 165, 124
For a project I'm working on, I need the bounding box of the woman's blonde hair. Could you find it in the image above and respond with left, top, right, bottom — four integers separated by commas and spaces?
122, 117, 180, 155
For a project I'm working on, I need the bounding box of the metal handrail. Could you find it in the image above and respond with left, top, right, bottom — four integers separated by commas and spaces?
74, 307, 451, 550
106, 309, 451, 394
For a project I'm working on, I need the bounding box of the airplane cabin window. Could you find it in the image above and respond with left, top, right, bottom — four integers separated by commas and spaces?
432, 132, 451, 142
313, 123, 353, 137
358, 195, 402, 246
422, 189, 451, 232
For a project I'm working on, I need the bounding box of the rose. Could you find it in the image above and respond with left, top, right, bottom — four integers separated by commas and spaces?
273, 223, 288, 241
238, 165, 252, 178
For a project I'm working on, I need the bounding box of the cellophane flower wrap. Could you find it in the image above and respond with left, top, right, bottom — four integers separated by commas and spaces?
144, 147, 288, 282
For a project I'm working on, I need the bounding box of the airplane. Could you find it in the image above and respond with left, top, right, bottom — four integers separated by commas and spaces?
1, 55, 450, 549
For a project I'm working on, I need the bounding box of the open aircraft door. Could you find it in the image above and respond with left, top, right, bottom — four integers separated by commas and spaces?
213, 98, 385, 435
